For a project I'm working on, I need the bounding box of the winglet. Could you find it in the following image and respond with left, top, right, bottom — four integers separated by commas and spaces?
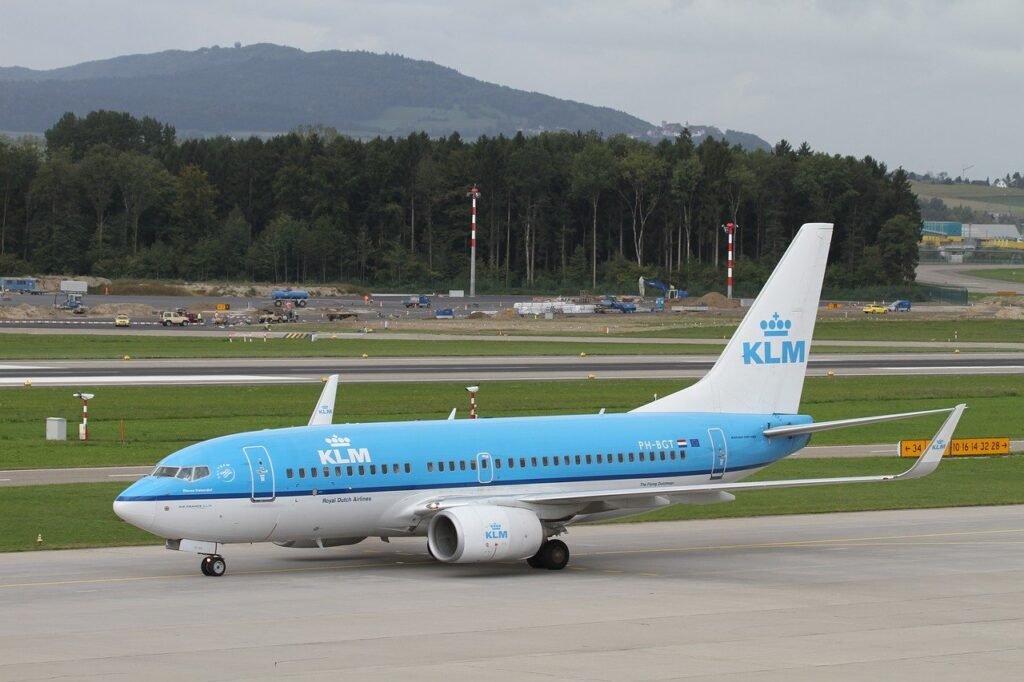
896, 403, 967, 480
447, 408, 457, 421
308, 374, 339, 426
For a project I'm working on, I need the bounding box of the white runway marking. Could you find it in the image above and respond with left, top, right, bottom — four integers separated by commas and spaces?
0, 364, 51, 369
0, 374, 299, 387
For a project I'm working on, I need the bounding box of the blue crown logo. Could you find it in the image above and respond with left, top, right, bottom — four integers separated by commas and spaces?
759, 312, 792, 337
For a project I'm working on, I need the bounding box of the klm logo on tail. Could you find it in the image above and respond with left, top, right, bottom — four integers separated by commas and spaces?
742, 313, 806, 365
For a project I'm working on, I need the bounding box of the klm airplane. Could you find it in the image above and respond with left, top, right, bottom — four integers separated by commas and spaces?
114, 224, 966, 577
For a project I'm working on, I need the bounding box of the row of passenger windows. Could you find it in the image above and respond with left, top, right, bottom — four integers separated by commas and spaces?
284, 450, 684, 480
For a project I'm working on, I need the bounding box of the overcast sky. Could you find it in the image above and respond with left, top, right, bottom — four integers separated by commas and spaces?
2, 0, 1020, 180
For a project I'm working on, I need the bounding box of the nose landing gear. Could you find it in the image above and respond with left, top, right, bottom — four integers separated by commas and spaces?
200, 555, 227, 577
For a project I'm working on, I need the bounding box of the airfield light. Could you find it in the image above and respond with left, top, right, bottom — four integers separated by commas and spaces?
467, 186, 481, 298
465, 385, 479, 419
72, 392, 95, 440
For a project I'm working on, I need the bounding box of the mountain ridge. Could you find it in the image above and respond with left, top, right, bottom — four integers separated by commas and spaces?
0, 44, 770, 149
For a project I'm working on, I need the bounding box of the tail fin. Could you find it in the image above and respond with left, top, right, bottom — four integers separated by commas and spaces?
308, 374, 339, 426
632, 223, 833, 415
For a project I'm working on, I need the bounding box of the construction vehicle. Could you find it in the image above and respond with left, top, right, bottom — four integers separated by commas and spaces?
640, 277, 685, 299
258, 309, 299, 324
596, 296, 637, 313
271, 289, 309, 307
405, 295, 431, 308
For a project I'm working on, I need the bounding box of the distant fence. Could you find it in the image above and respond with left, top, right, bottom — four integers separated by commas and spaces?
917, 284, 969, 305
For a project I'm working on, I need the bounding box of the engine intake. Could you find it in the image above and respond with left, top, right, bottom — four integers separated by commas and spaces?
428, 505, 544, 563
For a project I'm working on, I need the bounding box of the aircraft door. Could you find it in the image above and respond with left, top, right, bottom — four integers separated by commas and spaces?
243, 446, 276, 501
476, 452, 494, 484
708, 428, 728, 480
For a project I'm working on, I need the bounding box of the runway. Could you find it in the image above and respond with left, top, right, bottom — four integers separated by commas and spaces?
0, 506, 1021, 680
2, 352, 1024, 386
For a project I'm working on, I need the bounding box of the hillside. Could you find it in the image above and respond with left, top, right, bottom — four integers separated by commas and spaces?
910, 180, 1024, 216
0, 44, 769, 148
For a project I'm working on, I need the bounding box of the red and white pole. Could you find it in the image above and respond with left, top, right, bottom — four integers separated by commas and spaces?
725, 222, 735, 299
466, 385, 479, 420
82, 398, 88, 440
468, 186, 481, 298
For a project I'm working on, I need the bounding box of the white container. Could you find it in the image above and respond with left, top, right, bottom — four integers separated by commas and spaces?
46, 417, 67, 441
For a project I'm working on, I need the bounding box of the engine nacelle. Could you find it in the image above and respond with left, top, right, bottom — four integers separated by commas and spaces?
428, 505, 544, 563
274, 537, 367, 549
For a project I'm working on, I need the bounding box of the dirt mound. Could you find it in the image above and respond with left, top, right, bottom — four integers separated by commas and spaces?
87, 303, 159, 316
0, 304, 53, 319
695, 292, 741, 309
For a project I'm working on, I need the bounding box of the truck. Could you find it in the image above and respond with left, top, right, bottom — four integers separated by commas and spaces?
596, 296, 637, 313
888, 299, 912, 312
405, 295, 431, 308
0, 277, 38, 294
160, 311, 190, 326
271, 289, 309, 307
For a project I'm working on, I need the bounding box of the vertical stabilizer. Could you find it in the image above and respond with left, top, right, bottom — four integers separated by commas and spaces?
632, 223, 833, 415
308, 374, 339, 426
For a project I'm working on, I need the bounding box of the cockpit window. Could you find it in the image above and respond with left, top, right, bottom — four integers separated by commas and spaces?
171, 466, 211, 482
152, 466, 179, 478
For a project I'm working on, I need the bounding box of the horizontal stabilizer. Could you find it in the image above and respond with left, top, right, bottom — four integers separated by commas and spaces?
763, 406, 957, 438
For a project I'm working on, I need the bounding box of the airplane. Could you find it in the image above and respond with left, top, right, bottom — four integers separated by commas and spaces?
114, 223, 966, 577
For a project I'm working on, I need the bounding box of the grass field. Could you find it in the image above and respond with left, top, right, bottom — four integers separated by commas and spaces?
911, 179, 1024, 214
2, 455, 1021, 552
0, 317, 1020, 360
1, 374, 1020, 470
967, 269, 1024, 285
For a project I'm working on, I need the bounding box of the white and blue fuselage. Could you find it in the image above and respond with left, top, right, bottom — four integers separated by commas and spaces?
115, 412, 811, 544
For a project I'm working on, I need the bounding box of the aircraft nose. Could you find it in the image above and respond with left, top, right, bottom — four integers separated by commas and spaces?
113, 499, 156, 531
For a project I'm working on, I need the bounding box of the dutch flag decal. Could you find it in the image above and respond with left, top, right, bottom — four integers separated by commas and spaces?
676, 438, 687, 448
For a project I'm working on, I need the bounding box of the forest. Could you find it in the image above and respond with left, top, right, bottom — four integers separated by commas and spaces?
0, 110, 922, 295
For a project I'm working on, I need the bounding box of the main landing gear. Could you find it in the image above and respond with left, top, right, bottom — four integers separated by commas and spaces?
200, 555, 227, 577
527, 539, 570, 570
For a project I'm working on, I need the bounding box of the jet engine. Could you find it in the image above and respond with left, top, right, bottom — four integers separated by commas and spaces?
427, 505, 544, 563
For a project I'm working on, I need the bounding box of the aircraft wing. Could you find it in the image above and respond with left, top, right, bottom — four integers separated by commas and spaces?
516, 403, 966, 506
307, 374, 339, 426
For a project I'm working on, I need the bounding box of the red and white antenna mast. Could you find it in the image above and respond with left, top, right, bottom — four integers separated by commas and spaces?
467, 186, 481, 298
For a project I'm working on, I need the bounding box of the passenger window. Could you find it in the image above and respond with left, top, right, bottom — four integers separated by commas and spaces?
311, 467, 318, 478
564, 456, 570, 465
449, 460, 455, 471
323, 467, 330, 477
460, 461, 466, 471
335, 466, 342, 477
299, 468, 306, 479
628, 453, 635, 463
370, 465, 377, 475
286, 468, 294, 479
381, 464, 388, 475
358, 465, 365, 475
438, 461, 445, 472
470, 460, 477, 471
660, 452, 666, 461
670, 451, 676, 460
480, 459, 487, 469
427, 461, 434, 472
639, 452, 646, 462
618, 453, 624, 463
586, 455, 592, 464
597, 454, 603, 464
542, 456, 549, 466
405, 463, 411, 473
680, 451, 686, 460
347, 465, 354, 476
493, 459, 499, 469
575, 455, 582, 465
552, 456, 559, 467
531, 457, 537, 467
520, 457, 526, 468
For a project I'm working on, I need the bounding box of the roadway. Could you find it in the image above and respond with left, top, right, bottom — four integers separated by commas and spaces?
0, 506, 1021, 680
916, 263, 1024, 294
2, 352, 1024, 387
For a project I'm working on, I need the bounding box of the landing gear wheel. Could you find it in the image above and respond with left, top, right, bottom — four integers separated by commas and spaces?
208, 556, 226, 576
201, 555, 226, 577
532, 539, 569, 570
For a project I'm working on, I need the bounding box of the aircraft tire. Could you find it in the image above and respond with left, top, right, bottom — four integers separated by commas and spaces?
200, 556, 212, 576
208, 556, 226, 577
526, 553, 544, 569
539, 540, 569, 570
